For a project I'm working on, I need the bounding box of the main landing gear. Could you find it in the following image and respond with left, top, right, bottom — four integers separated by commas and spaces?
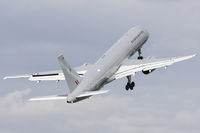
137, 49, 143, 60
125, 76, 135, 91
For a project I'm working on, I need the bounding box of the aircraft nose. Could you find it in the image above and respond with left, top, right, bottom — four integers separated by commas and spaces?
131, 26, 149, 37
132, 26, 145, 31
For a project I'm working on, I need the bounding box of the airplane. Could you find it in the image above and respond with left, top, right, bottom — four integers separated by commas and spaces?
4, 26, 196, 103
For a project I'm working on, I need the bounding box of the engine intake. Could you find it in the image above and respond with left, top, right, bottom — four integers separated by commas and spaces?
142, 69, 155, 75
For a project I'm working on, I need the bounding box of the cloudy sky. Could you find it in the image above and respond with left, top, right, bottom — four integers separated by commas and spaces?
0, 0, 199, 133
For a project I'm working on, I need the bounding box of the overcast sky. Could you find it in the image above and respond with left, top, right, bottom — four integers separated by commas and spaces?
0, 0, 199, 133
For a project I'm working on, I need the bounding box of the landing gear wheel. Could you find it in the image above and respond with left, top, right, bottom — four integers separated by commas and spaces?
137, 56, 143, 60
130, 82, 135, 90
125, 83, 130, 91
125, 82, 135, 91
125, 85, 129, 91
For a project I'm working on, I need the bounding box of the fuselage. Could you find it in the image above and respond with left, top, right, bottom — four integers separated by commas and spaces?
67, 26, 149, 102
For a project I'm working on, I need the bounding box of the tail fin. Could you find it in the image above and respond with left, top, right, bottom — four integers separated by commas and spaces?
58, 55, 81, 92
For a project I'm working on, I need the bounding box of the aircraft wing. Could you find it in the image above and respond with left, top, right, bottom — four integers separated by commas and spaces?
3, 64, 92, 82
114, 54, 196, 79
29, 90, 109, 101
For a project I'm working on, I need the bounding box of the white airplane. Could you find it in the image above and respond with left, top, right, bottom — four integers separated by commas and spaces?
4, 26, 196, 103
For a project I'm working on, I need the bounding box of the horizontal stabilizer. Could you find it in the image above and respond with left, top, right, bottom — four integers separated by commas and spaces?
29, 90, 109, 102
78, 90, 109, 97
3, 75, 30, 80
29, 95, 67, 101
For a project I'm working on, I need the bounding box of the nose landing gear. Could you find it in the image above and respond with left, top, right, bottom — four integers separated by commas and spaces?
137, 49, 143, 60
125, 76, 135, 91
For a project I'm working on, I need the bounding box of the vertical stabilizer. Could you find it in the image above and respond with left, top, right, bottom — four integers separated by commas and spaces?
58, 55, 81, 92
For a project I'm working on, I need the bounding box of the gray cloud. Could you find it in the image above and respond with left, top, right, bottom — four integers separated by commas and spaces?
0, 88, 200, 133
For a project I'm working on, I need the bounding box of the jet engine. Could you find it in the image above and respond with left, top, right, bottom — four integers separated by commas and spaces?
142, 69, 155, 75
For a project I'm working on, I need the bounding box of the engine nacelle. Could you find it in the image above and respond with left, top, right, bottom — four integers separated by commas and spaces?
142, 69, 156, 75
